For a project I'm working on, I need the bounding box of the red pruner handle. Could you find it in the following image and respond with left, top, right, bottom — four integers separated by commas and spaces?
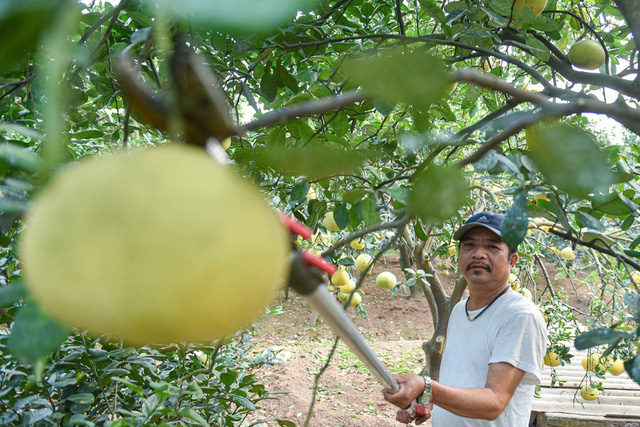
301, 250, 337, 276
406, 401, 429, 419
279, 212, 312, 240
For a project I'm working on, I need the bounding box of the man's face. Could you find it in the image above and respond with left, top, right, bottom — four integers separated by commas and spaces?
458, 227, 517, 286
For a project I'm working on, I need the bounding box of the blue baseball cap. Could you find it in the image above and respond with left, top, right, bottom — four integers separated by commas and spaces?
453, 211, 504, 241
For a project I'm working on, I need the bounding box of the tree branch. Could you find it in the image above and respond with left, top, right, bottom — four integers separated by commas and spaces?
242, 91, 366, 133
322, 215, 408, 258
452, 69, 640, 135
550, 229, 640, 277
395, 0, 406, 35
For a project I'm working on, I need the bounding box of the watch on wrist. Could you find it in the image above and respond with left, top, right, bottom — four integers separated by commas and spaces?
417, 374, 432, 405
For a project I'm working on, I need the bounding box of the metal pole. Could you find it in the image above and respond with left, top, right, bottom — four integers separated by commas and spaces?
304, 286, 400, 393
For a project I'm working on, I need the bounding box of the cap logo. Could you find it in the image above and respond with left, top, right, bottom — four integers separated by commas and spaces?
477, 215, 489, 223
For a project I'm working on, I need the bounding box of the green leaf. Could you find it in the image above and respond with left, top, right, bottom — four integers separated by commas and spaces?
230, 394, 256, 410
580, 229, 615, 247
418, 0, 446, 23
241, 145, 375, 179
0, 0, 64, 73
290, 181, 310, 202
409, 166, 468, 221
0, 196, 27, 215
277, 421, 296, 427
621, 215, 635, 231
473, 150, 499, 173
0, 143, 42, 172
334, 203, 350, 230
623, 293, 640, 314
66, 393, 95, 404
625, 355, 640, 387
501, 193, 528, 250
112, 377, 145, 396
343, 189, 366, 205
357, 197, 380, 226
260, 67, 279, 102
385, 186, 410, 206
0, 123, 43, 141
574, 328, 634, 350
151, 0, 317, 32
576, 211, 605, 231
590, 193, 634, 216
372, 100, 395, 116
179, 409, 208, 426
7, 303, 69, 364
343, 47, 448, 108
0, 281, 28, 307
414, 220, 429, 242
70, 129, 103, 139
526, 125, 614, 198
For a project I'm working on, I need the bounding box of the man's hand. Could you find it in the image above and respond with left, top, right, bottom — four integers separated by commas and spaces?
382, 374, 424, 409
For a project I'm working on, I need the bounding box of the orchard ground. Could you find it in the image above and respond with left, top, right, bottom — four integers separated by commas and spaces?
245, 255, 595, 426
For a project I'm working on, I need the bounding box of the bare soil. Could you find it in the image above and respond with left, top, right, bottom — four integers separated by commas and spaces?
245, 255, 594, 427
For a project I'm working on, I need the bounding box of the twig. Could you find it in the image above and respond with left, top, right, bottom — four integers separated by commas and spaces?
535, 253, 555, 297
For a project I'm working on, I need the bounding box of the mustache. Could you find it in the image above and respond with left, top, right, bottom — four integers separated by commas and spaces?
467, 262, 491, 272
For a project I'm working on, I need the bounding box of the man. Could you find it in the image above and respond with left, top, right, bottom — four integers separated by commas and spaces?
383, 211, 547, 426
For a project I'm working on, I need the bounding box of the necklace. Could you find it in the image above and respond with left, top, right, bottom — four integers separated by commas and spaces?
465, 286, 509, 321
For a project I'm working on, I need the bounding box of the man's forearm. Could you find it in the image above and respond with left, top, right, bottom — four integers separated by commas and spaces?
431, 380, 502, 420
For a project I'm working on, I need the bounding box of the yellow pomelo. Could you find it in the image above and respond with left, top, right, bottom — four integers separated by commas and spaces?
337, 291, 348, 302
560, 247, 576, 261
307, 248, 322, 257
322, 211, 340, 232
306, 187, 316, 201
376, 271, 397, 290
513, 0, 547, 16
220, 137, 232, 150
632, 271, 640, 284
520, 288, 532, 300
607, 358, 626, 376
442, 269, 450, 277
544, 350, 561, 367
331, 268, 350, 287
349, 292, 362, 306
582, 354, 602, 371
21, 144, 290, 345
340, 279, 356, 293
355, 254, 372, 271
580, 384, 599, 401
350, 239, 365, 250
447, 245, 457, 257
568, 40, 605, 70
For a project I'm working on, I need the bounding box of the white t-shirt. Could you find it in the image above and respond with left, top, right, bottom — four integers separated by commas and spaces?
431, 289, 547, 427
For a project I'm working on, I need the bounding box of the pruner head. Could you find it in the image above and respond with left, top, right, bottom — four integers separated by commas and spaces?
279, 213, 337, 295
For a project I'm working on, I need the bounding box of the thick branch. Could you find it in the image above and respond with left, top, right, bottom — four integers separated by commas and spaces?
242, 91, 366, 133
449, 275, 468, 311
452, 69, 640, 133
546, 55, 640, 100
423, 262, 448, 312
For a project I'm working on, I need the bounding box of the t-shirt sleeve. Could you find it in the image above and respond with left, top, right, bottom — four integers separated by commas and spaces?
488, 311, 547, 385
